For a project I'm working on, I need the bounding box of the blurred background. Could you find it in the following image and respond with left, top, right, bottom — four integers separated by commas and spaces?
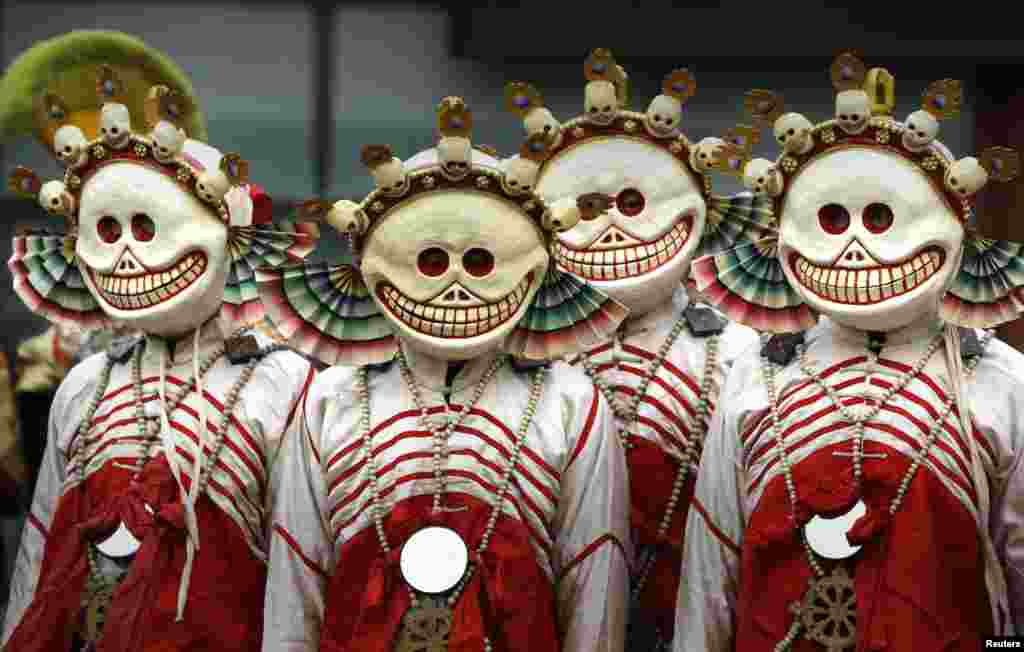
0, 0, 1021, 618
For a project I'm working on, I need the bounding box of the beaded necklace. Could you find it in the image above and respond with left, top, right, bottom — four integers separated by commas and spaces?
760, 329, 992, 651
579, 315, 718, 612
358, 350, 545, 652
72, 326, 263, 643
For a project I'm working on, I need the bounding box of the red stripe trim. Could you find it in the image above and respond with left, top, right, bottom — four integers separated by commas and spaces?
287, 366, 316, 433
617, 365, 697, 420
177, 452, 261, 543
327, 425, 557, 505
273, 524, 328, 579
333, 471, 552, 553
27, 512, 48, 538
620, 344, 703, 397
566, 386, 599, 470
555, 533, 627, 582
171, 423, 263, 510
690, 497, 741, 556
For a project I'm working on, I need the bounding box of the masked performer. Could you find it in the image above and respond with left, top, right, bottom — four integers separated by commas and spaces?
501, 49, 768, 650
0, 30, 318, 652
258, 96, 630, 651
679, 53, 1024, 651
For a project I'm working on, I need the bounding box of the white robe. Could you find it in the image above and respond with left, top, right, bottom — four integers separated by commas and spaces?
674, 317, 1024, 651
264, 346, 631, 651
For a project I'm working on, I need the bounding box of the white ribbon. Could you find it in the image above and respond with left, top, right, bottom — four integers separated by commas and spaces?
943, 323, 1012, 634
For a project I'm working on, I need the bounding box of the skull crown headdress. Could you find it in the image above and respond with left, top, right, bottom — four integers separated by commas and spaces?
256, 96, 628, 365
501, 48, 775, 317
693, 51, 1024, 333
3, 31, 318, 333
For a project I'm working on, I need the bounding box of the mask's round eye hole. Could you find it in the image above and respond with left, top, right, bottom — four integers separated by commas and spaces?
615, 188, 645, 217
417, 247, 449, 277
462, 248, 495, 277
818, 203, 850, 234
96, 216, 122, 243
862, 202, 894, 234
131, 213, 155, 242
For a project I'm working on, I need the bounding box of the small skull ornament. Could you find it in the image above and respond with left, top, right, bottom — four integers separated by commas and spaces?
773, 112, 815, 155
150, 121, 186, 163
370, 157, 408, 195
53, 125, 89, 168
742, 159, 784, 197
901, 110, 939, 152
501, 156, 540, 196
438, 136, 472, 180
585, 80, 618, 126
99, 103, 132, 149
326, 199, 369, 235
645, 95, 682, 137
945, 157, 988, 196
542, 197, 581, 232
195, 169, 231, 204
836, 90, 870, 134
690, 137, 724, 173
38, 180, 74, 216
524, 107, 562, 148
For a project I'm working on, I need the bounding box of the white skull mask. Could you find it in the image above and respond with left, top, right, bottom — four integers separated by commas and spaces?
902, 110, 939, 152
524, 107, 562, 148
539, 139, 707, 316
773, 112, 815, 155
584, 80, 618, 125
779, 148, 963, 332
945, 157, 988, 196
53, 125, 89, 168
836, 90, 870, 134
361, 191, 548, 361
645, 95, 682, 137
99, 103, 132, 149
151, 121, 186, 163
438, 137, 473, 180
743, 159, 784, 197
500, 156, 539, 196
75, 142, 229, 337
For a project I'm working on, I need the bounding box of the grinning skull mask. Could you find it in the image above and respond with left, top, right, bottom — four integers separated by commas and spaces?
779, 147, 963, 331
540, 139, 706, 316
5, 32, 319, 338
361, 170, 549, 361
76, 141, 231, 337
255, 96, 628, 367
692, 53, 1024, 334
504, 51, 714, 318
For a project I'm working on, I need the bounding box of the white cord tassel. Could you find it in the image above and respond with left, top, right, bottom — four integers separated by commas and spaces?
943, 324, 1012, 633
157, 344, 201, 622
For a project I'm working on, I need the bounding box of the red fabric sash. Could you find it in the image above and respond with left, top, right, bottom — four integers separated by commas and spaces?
737, 441, 991, 651
625, 435, 695, 639
320, 493, 559, 652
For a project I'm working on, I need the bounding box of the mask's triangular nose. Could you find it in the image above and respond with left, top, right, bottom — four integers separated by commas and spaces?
590, 226, 643, 251
834, 239, 881, 269
112, 248, 147, 277
434, 282, 485, 307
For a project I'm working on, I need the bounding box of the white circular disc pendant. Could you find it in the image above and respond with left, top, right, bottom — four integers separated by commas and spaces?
94, 521, 142, 559
400, 526, 469, 594
804, 499, 867, 560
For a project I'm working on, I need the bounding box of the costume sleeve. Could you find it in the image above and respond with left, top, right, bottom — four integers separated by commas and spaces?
261, 355, 316, 530
1, 368, 73, 645
262, 375, 334, 652
673, 359, 749, 652
551, 376, 631, 652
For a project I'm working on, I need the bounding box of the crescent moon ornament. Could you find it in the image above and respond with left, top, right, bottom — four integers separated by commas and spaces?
803, 498, 866, 560
400, 526, 469, 594
94, 521, 142, 559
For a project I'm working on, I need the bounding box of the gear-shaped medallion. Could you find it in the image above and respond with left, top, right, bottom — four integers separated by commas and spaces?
394, 595, 454, 652
790, 566, 857, 651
